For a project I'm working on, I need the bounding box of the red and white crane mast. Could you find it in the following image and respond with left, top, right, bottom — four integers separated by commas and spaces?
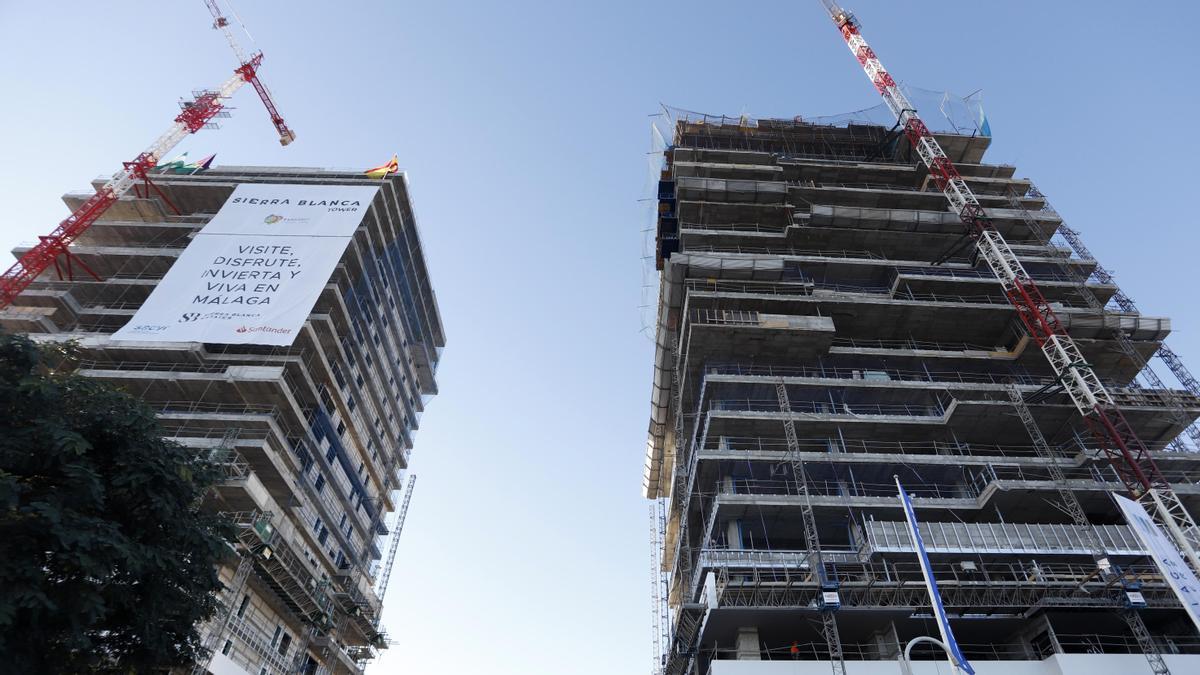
0, 2, 295, 310
816, 0, 1200, 571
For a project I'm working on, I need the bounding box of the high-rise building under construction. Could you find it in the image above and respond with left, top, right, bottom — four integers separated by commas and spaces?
643, 107, 1200, 675
1, 166, 443, 675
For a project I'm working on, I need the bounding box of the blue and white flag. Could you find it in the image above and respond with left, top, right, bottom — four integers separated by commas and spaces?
896, 476, 976, 675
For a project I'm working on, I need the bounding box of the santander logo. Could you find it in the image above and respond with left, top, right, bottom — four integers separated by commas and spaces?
236, 325, 292, 335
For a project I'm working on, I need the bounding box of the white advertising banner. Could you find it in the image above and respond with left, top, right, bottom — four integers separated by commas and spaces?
112, 183, 380, 346
1113, 493, 1200, 631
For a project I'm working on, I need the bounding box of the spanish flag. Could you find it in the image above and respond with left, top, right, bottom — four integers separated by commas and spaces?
365, 154, 399, 179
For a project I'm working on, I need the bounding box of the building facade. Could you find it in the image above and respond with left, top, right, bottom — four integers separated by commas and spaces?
1, 166, 444, 674
644, 112, 1200, 674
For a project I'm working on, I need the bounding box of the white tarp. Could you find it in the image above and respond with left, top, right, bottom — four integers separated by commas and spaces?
1113, 493, 1200, 632
112, 183, 380, 346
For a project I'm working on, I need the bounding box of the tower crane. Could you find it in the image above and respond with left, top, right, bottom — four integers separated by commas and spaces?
0, 1, 295, 310
202, 0, 295, 146
814, 1, 1200, 572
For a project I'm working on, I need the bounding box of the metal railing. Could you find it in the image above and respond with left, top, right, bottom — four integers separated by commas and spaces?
831, 335, 1014, 353
76, 359, 233, 374
674, 177, 789, 197
711, 398, 947, 418
681, 244, 888, 260
1056, 632, 1200, 656
863, 520, 1147, 556
76, 301, 144, 311
688, 272, 1103, 301
983, 462, 1200, 488
883, 284, 1035, 306
166, 426, 271, 444
707, 362, 1045, 386
700, 368, 1196, 412
153, 400, 278, 416
686, 279, 813, 296
696, 548, 816, 569
678, 221, 787, 234
894, 265, 1099, 285
687, 280, 1036, 307
706, 436, 1050, 459
719, 476, 972, 500
718, 558, 1166, 588
222, 613, 295, 674
700, 632, 1200, 666
789, 180, 1021, 198
689, 309, 763, 326
10, 231, 193, 253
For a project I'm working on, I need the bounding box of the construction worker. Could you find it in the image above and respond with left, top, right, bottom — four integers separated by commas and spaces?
790, 641, 801, 659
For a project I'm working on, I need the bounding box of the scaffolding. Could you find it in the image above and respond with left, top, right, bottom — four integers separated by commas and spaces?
777, 379, 846, 675
377, 473, 416, 601
227, 510, 334, 628
1010, 385, 1167, 673
1004, 185, 1200, 451
191, 429, 252, 675
192, 555, 254, 675
650, 498, 669, 675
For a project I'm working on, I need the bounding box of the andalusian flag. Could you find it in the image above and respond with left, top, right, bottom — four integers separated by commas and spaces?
365, 154, 399, 179
157, 152, 189, 172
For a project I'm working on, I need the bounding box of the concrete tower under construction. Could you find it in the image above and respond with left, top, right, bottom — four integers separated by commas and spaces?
1, 166, 444, 675
643, 107, 1200, 675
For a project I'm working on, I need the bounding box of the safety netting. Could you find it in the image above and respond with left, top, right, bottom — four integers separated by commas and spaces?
650, 86, 989, 143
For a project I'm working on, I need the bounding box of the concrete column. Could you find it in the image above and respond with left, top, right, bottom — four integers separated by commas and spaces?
869, 621, 901, 659
735, 626, 762, 660
726, 519, 742, 550
1019, 613, 1063, 658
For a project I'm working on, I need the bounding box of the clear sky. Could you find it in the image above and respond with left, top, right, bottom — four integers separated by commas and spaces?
3, 1, 1200, 673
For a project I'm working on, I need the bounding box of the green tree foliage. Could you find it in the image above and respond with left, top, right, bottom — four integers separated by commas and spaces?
0, 333, 233, 672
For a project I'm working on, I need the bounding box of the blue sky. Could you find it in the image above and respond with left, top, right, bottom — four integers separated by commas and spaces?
3, 1, 1200, 673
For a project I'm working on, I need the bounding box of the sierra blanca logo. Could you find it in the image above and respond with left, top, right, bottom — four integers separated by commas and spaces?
259, 213, 311, 226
